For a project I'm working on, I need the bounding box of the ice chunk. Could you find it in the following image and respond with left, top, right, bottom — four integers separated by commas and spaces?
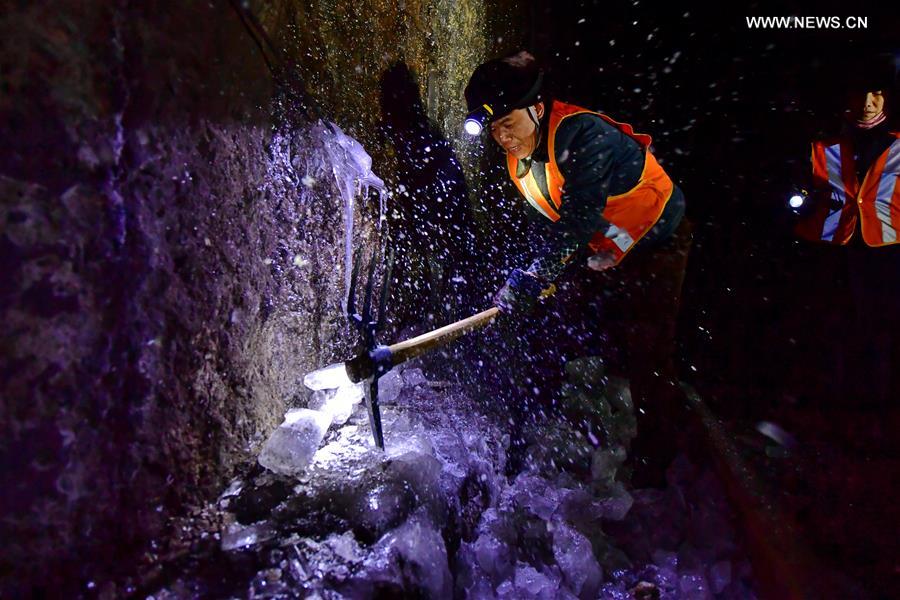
258, 409, 332, 476
221, 521, 274, 551
248, 568, 290, 597
599, 582, 632, 599
324, 530, 363, 563
308, 384, 364, 426
402, 368, 428, 387
598, 482, 634, 521
510, 476, 559, 520
429, 430, 469, 478
374, 512, 452, 598
376, 368, 404, 405
557, 488, 605, 528
218, 478, 243, 502
341, 480, 417, 541
497, 564, 564, 599
526, 421, 594, 474
303, 362, 353, 390
308, 389, 334, 409
552, 523, 603, 598
385, 451, 444, 522
473, 532, 514, 582
455, 541, 497, 598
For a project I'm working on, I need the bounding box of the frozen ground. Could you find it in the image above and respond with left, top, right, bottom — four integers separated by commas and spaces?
146, 360, 755, 599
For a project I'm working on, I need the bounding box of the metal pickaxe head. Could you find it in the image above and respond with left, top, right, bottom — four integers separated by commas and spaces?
346, 243, 395, 448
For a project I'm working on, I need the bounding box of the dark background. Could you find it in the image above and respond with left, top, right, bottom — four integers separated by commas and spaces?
520, 0, 899, 596
528, 0, 896, 392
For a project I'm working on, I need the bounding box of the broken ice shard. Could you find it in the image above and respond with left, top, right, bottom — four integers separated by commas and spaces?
374, 513, 452, 598
598, 481, 634, 521
221, 521, 274, 551
496, 565, 562, 599
402, 368, 428, 387
377, 368, 404, 405
303, 362, 353, 390
308, 383, 364, 425
553, 522, 603, 598
258, 408, 332, 476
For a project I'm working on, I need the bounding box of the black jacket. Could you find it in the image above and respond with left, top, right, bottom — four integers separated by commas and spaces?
521, 105, 683, 280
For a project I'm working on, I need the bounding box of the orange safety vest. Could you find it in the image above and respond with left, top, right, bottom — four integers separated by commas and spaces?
507, 101, 675, 266
796, 133, 900, 246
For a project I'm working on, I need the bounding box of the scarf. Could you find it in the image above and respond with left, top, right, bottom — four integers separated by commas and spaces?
856, 110, 887, 130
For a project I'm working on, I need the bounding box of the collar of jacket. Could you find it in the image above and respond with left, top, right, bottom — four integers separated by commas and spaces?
527, 98, 554, 163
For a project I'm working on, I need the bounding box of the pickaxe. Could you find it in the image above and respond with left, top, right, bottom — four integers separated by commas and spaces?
304, 244, 500, 449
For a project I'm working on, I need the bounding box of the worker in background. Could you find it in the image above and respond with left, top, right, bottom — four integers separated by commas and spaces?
464, 51, 694, 486
794, 58, 899, 407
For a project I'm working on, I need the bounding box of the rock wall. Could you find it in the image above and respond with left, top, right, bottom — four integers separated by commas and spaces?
0, 0, 523, 593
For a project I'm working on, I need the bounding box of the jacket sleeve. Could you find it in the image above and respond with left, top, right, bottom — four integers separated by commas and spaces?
527, 114, 629, 281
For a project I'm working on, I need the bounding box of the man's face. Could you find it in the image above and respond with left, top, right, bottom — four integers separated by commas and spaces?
850, 90, 886, 121
490, 103, 544, 160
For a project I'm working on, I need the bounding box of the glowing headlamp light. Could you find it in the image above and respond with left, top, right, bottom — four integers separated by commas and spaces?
788, 188, 808, 211
463, 103, 494, 136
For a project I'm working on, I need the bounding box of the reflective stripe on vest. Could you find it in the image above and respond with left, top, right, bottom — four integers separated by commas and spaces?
506, 101, 673, 266
517, 164, 560, 221
603, 224, 636, 252
863, 138, 900, 244
801, 133, 900, 246
820, 142, 852, 242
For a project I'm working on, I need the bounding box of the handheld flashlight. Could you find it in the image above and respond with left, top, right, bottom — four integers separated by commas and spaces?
788, 188, 808, 212
464, 103, 494, 136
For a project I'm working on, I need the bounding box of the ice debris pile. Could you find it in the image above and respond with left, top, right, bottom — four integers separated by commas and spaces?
151, 359, 755, 598
257, 366, 366, 476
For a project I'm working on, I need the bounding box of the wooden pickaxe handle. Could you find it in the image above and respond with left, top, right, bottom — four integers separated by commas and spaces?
388, 307, 500, 365
345, 307, 501, 383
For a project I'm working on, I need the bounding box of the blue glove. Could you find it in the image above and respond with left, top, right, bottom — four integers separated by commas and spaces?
493, 268, 549, 314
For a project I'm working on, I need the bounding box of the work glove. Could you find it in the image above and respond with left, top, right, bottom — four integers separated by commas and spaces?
493, 268, 553, 314
586, 250, 618, 272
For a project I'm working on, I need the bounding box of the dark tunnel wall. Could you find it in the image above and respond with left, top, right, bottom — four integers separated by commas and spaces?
0, 0, 523, 593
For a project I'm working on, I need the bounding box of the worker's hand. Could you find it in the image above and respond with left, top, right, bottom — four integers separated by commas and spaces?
493, 268, 549, 314
586, 250, 617, 271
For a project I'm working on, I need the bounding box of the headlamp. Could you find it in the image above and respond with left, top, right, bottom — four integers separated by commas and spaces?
463, 103, 494, 136
788, 194, 805, 209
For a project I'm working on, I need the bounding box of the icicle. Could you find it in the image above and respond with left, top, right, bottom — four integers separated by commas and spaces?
321, 122, 386, 312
